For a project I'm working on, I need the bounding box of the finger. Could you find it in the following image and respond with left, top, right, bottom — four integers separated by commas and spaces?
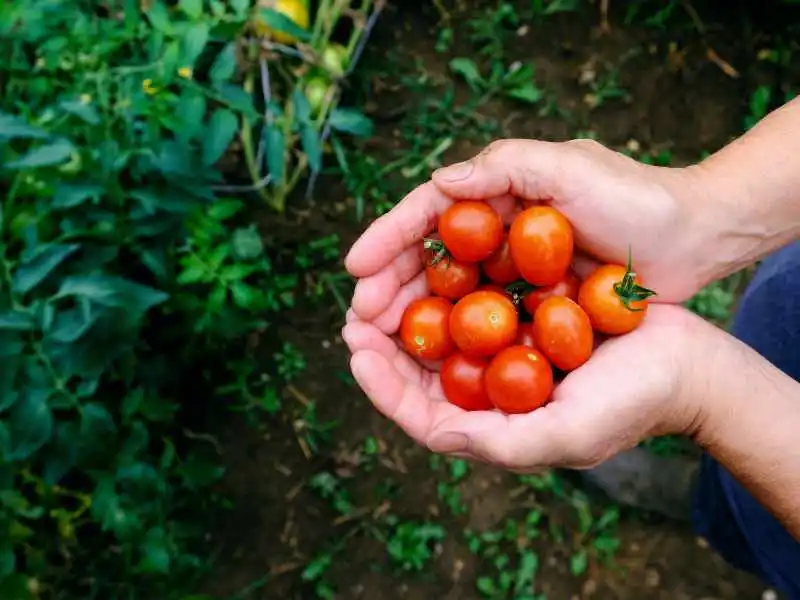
372, 271, 429, 334
431, 139, 571, 202
345, 182, 452, 278
342, 320, 427, 387
350, 349, 461, 445
351, 244, 424, 321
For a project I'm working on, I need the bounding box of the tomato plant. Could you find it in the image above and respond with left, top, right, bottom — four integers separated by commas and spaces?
485, 346, 554, 414
515, 322, 538, 349
440, 353, 493, 411
482, 234, 520, 285
532, 297, 594, 371
450, 290, 519, 357
522, 270, 580, 315
438, 201, 504, 262
509, 206, 574, 286
578, 263, 656, 335
426, 256, 480, 300
400, 297, 456, 360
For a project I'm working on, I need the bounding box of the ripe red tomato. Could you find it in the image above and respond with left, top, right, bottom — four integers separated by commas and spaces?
508, 206, 574, 286
532, 296, 593, 371
578, 264, 654, 335
425, 256, 480, 300
450, 290, 518, 357
439, 201, 504, 263
440, 353, 493, 411
482, 234, 520, 285
515, 322, 538, 349
399, 297, 455, 360
485, 345, 554, 414
522, 271, 580, 316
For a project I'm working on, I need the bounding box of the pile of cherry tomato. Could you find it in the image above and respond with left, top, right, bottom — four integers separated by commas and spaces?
399, 200, 657, 414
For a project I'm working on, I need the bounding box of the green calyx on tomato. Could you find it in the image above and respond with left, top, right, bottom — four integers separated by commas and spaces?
613, 247, 657, 312
423, 237, 449, 266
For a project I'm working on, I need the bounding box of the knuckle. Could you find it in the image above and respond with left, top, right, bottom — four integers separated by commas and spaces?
565, 137, 604, 154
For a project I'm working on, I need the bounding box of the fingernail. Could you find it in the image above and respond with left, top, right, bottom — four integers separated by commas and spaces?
427, 431, 469, 453
434, 160, 473, 182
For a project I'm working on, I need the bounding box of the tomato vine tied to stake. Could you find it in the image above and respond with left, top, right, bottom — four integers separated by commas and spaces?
613, 247, 658, 311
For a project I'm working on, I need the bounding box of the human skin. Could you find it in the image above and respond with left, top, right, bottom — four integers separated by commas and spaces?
342, 96, 800, 540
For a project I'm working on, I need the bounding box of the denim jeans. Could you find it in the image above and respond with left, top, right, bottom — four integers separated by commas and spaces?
692, 241, 800, 598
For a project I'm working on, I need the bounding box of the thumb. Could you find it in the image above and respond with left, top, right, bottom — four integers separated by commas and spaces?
431, 138, 596, 203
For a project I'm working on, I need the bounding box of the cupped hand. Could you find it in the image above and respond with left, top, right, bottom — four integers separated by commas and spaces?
342, 303, 704, 471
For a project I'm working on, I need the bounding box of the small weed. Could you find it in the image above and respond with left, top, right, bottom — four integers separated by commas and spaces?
381, 518, 446, 572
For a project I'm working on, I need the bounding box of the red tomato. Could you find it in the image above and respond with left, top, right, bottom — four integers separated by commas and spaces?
425, 256, 480, 300
440, 353, 493, 411
515, 322, 538, 349
532, 296, 593, 371
578, 264, 654, 335
522, 271, 580, 316
439, 201, 503, 263
399, 297, 455, 360
476, 283, 514, 301
485, 346, 554, 414
450, 290, 518, 357
482, 235, 520, 285
508, 206, 574, 286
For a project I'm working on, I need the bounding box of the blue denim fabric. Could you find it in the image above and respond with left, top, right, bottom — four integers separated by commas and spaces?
692, 241, 800, 598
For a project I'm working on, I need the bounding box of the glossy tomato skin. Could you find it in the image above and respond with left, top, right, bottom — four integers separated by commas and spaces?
578, 264, 647, 335
482, 235, 521, 285
425, 256, 480, 301
440, 353, 493, 411
509, 206, 574, 286
515, 322, 538, 349
532, 296, 593, 371
399, 297, 455, 360
450, 290, 519, 357
485, 345, 554, 414
439, 201, 504, 263
522, 270, 580, 316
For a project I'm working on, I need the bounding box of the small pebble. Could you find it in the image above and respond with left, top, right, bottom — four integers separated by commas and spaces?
696, 536, 710, 549
644, 567, 660, 588
762, 589, 778, 600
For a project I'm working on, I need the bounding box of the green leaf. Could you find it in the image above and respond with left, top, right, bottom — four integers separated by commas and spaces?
0, 541, 14, 577
80, 403, 116, 441
140, 527, 171, 574
5, 388, 53, 461
59, 99, 100, 125
230, 0, 250, 16
203, 109, 238, 166
177, 91, 207, 141
328, 108, 374, 137
12, 244, 80, 295
208, 198, 244, 221
301, 125, 322, 172
569, 549, 588, 576
42, 421, 79, 484
292, 88, 312, 124
544, 0, 580, 13
506, 82, 543, 104
476, 576, 497, 595
0, 312, 35, 332
146, 0, 173, 34
210, 42, 237, 83
180, 0, 203, 18
181, 22, 210, 65
4, 139, 75, 170
55, 275, 169, 313
265, 123, 285, 185
0, 112, 48, 140
48, 301, 97, 343
258, 8, 311, 42
53, 182, 103, 208
0, 574, 33, 600
216, 83, 256, 116
232, 226, 264, 259
449, 57, 484, 91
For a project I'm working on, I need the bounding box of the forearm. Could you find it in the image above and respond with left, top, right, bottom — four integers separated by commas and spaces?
693, 95, 800, 280
690, 329, 800, 540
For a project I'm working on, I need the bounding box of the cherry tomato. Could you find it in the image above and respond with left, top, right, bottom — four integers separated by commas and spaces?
482, 235, 520, 285
578, 264, 653, 335
509, 206, 574, 286
440, 353, 493, 411
532, 296, 593, 371
476, 283, 514, 301
485, 346, 554, 414
515, 322, 538, 349
450, 290, 519, 357
439, 201, 503, 263
425, 256, 480, 301
522, 271, 580, 316
399, 297, 455, 360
